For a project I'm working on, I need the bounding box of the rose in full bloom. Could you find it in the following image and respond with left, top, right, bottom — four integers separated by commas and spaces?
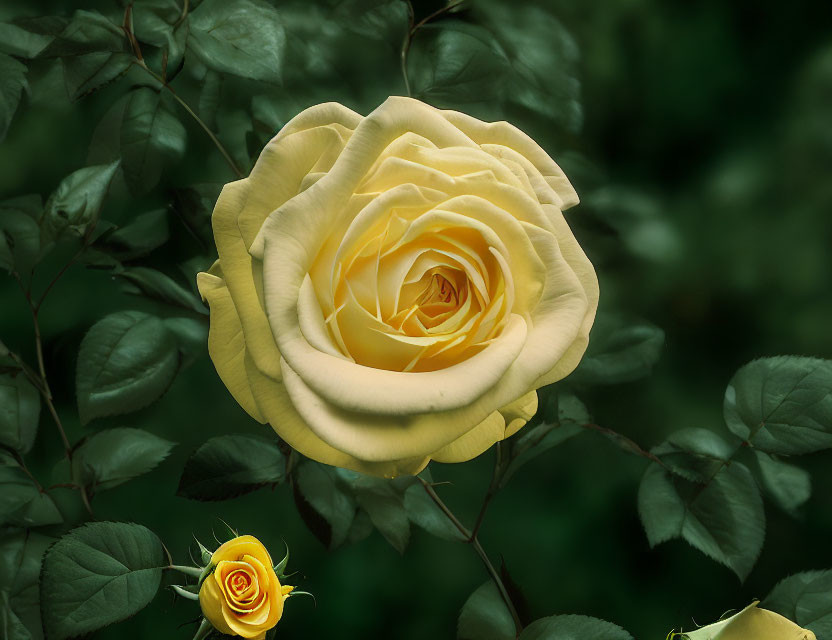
197, 96, 598, 477
678, 602, 816, 640
198, 535, 293, 639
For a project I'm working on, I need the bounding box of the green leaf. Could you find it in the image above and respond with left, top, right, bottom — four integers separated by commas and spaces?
350, 476, 411, 554
475, 3, 581, 133
571, 313, 665, 386
651, 428, 735, 483
116, 267, 206, 314
0, 198, 41, 274
0, 372, 41, 454
408, 22, 510, 114
0, 451, 62, 529
0, 531, 53, 640
38, 11, 125, 58
177, 434, 285, 501
199, 70, 222, 131
0, 53, 27, 143
188, 0, 286, 83
724, 356, 832, 455
458, 581, 515, 640
295, 461, 355, 549
40, 522, 165, 640
61, 51, 131, 101
132, 0, 188, 74
404, 483, 467, 542
120, 88, 187, 194
44, 161, 120, 239
102, 208, 169, 259
72, 427, 175, 491
36, 11, 131, 100
170, 184, 219, 248
763, 570, 832, 637
753, 451, 811, 515
76, 311, 180, 424
501, 392, 587, 486
519, 614, 633, 640
217, 107, 254, 172
163, 316, 208, 366
638, 432, 764, 581
333, 0, 409, 45
0, 21, 54, 58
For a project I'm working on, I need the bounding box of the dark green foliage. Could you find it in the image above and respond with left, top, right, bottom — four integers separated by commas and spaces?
72, 427, 175, 491
177, 434, 286, 500
570, 313, 665, 386
518, 615, 632, 640
76, 311, 181, 424
0, 0, 829, 639
764, 570, 832, 637
40, 522, 165, 640
0, 372, 40, 454
724, 356, 832, 455
0, 531, 53, 640
458, 581, 515, 640
0, 451, 62, 529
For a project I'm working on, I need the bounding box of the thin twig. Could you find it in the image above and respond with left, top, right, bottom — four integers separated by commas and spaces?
35, 244, 86, 312
399, 0, 465, 97
400, 1, 415, 96
13, 271, 95, 517
417, 476, 524, 637
120, 5, 243, 177
131, 61, 244, 179
578, 422, 669, 469
10, 450, 44, 492
470, 441, 503, 540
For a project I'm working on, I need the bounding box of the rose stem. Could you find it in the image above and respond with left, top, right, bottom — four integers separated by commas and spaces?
417, 475, 524, 637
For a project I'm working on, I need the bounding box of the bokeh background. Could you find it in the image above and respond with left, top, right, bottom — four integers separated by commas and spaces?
2, 0, 832, 638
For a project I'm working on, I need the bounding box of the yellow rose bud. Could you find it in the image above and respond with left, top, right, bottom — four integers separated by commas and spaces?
197, 96, 598, 478
680, 602, 816, 640
198, 535, 293, 640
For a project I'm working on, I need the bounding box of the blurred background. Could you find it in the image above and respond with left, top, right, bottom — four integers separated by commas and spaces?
1, 0, 832, 638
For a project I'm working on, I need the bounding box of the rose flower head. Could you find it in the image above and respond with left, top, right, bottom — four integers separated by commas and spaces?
198, 535, 294, 640
198, 96, 598, 477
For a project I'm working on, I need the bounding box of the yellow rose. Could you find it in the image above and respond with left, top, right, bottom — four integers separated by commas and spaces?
198, 535, 293, 639
197, 96, 598, 477
678, 602, 816, 639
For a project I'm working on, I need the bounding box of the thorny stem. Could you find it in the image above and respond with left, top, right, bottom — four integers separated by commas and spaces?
417, 476, 524, 637
12, 272, 95, 517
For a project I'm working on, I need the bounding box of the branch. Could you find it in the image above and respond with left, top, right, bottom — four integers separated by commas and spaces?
399, 0, 466, 97
470, 441, 504, 539
578, 422, 669, 470
417, 476, 524, 637
13, 272, 95, 517
130, 62, 244, 179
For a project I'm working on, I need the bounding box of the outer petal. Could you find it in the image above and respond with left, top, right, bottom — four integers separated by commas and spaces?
199, 577, 236, 636
438, 109, 580, 210
197, 267, 265, 423
431, 411, 505, 463
500, 390, 539, 438
244, 353, 430, 478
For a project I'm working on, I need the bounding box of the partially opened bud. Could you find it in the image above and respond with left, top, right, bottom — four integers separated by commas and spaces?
198, 535, 294, 640
679, 602, 815, 640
